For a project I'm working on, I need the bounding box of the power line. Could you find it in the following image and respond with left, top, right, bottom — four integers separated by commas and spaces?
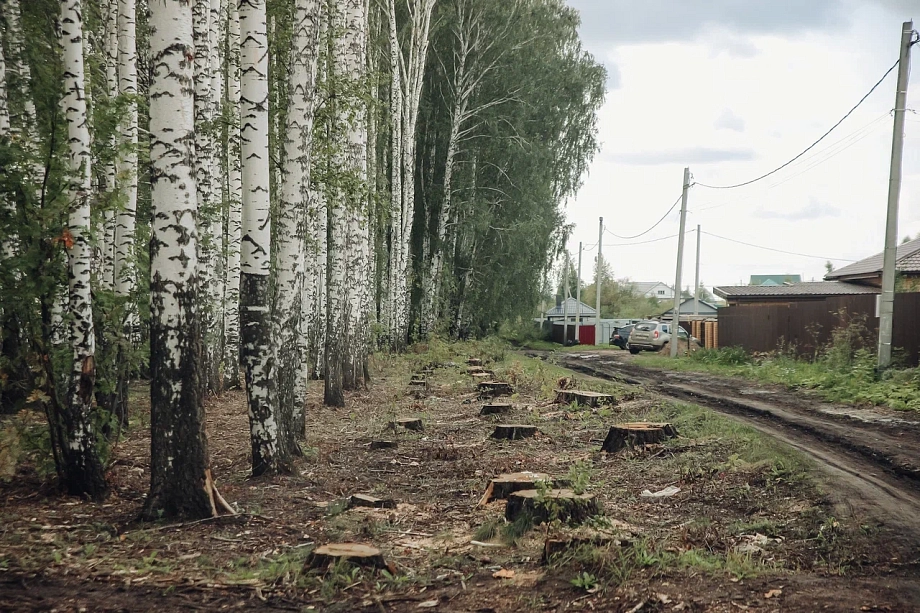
694, 58, 902, 190
604, 230, 693, 247
604, 193, 683, 240
701, 230, 855, 262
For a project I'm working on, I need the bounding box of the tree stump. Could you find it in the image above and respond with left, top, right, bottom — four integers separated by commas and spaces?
467, 358, 483, 366
388, 418, 424, 432
306, 543, 387, 569
479, 472, 551, 505
478, 381, 514, 398
480, 403, 512, 416
601, 422, 677, 453
505, 489, 600, 525
369, 440, 397, 450
471, 372, 492, 380
349, 494, 397, 509
491, 424, 537, 440
554, 389, 615, 408
468, 366, 494, 376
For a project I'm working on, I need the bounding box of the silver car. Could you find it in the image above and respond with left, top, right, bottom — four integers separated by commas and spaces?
627, 320, 694, 354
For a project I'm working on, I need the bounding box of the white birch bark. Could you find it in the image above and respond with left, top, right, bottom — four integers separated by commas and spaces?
240, 0, 284, 474
208, 0, 225, 385
115, 0, 138, 332
4, 0, 37, 137
145, 0, 228, 519
58, 0, 108, 498
384, 0, 401, 345
0, 13, 10, 137
386, 0, 436, 348
100, 0, 118, 292
342, 0, 368, 388
278, 0, 321, 430
223, 0, 243, 388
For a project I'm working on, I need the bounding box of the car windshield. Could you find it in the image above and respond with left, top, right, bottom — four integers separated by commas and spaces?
634, 322, 656, 332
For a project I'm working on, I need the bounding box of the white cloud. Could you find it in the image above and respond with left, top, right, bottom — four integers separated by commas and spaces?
714, 109, 746, 132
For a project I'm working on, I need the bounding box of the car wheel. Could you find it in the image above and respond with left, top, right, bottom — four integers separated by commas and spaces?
628, 345, 640, 355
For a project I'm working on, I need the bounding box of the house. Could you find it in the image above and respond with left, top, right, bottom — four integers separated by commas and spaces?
825, 236, 920, 288
660, 298, 720, 317
629, 281, 674, 301
749, 274, 801, 286
715, 281, 879, 306
543, 297, 597, 323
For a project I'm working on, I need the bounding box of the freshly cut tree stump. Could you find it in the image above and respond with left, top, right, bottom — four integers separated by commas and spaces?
467, 366, 494, 376
369, 440, 397, 450
491, 424, 537, 440
467, 358, 483, 366
349, 494, 397, 509
601, 422, 677, 453
480, 403, 512, 416
554, 389, 615, 408
388, 418, 424, 432
471, 372, 492, 380
478, 381, 514, 397
306, 543, 387, 569
505, 489, 600, 525
479, 472, 551, 505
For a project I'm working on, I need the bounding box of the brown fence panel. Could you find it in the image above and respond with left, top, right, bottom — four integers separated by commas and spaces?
893, 293, 920, 364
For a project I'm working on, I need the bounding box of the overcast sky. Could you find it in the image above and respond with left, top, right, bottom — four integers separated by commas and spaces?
562, 0, 920, 296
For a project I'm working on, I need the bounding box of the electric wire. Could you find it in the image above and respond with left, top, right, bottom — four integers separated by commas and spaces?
701, 230, 855, 262
694, 58, 902, 190
604, 193, 683, 240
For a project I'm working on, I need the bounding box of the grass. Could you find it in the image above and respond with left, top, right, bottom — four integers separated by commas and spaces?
634, 346, 920, 412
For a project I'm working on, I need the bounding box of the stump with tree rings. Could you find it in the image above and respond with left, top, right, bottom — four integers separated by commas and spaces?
306, 543, 388, 569
491, 424, 537, 440
601, 422, 677, 453
388, 418, 424, 432
505, 489, 600, 525
479, 471, 551, 505
467, 358, 483, 366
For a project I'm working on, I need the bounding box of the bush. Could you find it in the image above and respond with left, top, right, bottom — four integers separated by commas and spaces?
689, 347, 752, 366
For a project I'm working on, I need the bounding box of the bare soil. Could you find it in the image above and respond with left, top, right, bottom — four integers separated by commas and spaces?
2, 347, 919, 612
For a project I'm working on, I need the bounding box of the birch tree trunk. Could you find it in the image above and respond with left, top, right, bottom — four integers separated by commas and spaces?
194, 0, 220, 395
223, 0, 243, 389
277, 0, 321, 442
385, 0, 435, 349
208, 0, 225, 391
5, 0, 37, 138
240, 0, 288, 474
342, 0, 368, 389
323, 1, 347, 407
100, 0, 118, 292
0, 11, 10, 137
143, 0, 230, 520
56, 0, 108, 500
114, 0, 138, 311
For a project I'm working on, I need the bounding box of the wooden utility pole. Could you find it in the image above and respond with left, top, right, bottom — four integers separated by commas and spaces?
671, 168, 690, 358
694, 225, 701, 316
562, 251, 570, 346
575, 242, 582, 343
595, 217, 603, 342
878, 21, 914, 369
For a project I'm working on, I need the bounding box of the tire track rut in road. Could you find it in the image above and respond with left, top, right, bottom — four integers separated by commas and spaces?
552, 352, 920, 537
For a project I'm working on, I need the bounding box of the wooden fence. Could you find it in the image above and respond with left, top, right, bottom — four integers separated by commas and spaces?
718, 293, 920, 364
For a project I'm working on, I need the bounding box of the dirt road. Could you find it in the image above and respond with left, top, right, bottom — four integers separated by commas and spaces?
556, 350, 920, 539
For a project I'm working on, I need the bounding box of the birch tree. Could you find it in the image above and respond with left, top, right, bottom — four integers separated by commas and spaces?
55, 0, 108, 500
100, 0, 118, 291
114, 0, 138, 314
0, 19, 8, 138
277, 0, 321, 433
342, 0, 369, 389
143, 0, 231, 519
224, 0, 242, 388
385, 0, 435, 348
240, 0, 289, 474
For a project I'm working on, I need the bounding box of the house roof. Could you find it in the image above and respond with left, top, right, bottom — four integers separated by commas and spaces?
661, 298, 720, 314
750, 274, 802, 286
715, 281, 880, 299
629, 281, 673, 295
545, 297, 596, 317
825, 236, 920, 280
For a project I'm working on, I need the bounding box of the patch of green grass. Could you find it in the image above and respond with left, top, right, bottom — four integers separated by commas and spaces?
635, 346, 920, 412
